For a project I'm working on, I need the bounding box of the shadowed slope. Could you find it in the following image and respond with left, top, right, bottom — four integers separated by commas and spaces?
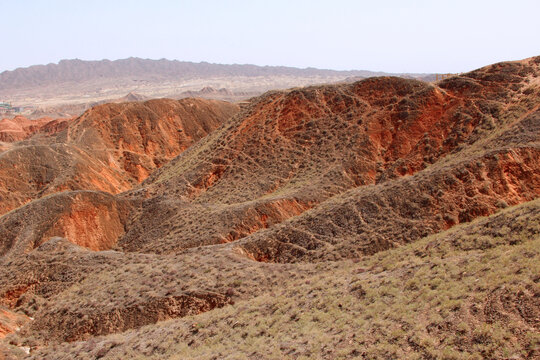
0, 236, 298, 344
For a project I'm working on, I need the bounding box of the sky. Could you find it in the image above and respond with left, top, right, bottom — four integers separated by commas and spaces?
2, 0, 539, 74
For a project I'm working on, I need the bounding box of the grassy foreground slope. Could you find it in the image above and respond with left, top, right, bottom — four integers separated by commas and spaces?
11, 198, 538, 360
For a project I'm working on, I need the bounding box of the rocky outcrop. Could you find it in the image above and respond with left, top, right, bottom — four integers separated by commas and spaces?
27, 291, 231, 343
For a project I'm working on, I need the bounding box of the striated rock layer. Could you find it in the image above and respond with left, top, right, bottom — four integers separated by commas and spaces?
0, 98, 238, 215
116, 56, 540, 256
0, 56, 538, 355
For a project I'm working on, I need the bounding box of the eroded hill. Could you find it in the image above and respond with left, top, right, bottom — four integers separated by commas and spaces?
15, 199, 540, 359
0, 116, 70, 143
0, 98, 238, 215
0, 56, 538, 359
116, 56, 540, 256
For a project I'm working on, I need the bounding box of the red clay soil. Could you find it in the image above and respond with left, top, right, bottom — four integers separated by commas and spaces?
0, 98, 238, 216
0, 191, 132, 258
0, 57, 538, 352
0, 144, 133, 215
0, 306, 30, 339
0, 116, 71, 142
65, 98, 238, 182
116, 56, 540, 255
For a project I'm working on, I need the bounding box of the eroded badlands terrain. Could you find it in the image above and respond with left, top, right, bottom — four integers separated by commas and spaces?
0, 56, 538, 359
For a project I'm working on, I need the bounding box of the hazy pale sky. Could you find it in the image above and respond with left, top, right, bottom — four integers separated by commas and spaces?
2, 0, 539, 73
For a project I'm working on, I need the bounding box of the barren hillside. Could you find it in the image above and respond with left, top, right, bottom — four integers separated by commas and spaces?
0, 56, 538, 359
0, 98, 238, 216
16, 199, 540, 359
117, 57, 540, 256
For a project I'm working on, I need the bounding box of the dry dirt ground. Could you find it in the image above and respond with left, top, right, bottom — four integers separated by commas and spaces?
0, 56, 538, 359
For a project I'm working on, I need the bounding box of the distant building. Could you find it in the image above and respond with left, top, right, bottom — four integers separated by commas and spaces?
0, 102, 22, 113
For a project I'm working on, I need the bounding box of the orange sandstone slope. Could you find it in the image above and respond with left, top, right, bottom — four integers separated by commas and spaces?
239, 113, 540, 262
0, 98, 238, 215
0, 115, 71, 142
0, 57, 538, 352
0, 57, 537, 257
0, 306, 30, 339
63, 98, 238, 182
116, 56, 540, 255
0, 191, 131, 258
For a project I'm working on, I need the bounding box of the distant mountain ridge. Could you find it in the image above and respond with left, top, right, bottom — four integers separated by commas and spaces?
0, 57, 425, 92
